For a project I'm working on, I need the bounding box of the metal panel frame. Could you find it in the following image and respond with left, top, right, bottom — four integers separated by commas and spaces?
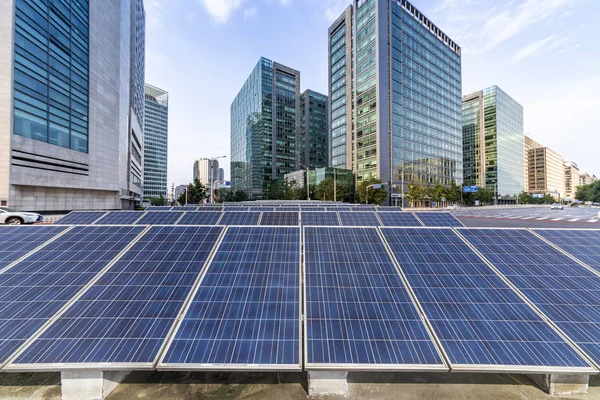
93, 211, 147, 225
157, 225, 303, 371
54, 211, 108, 225
303, 226, 448, 372
413, 212, 464, 227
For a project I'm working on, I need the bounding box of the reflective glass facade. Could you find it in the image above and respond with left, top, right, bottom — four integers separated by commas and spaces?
231, 58, 300, 198
12, 0, 90, 153
132, 0, 145, 123
143, 84, 168, 198
462, 86, 524, 198
300, 90, 328, 169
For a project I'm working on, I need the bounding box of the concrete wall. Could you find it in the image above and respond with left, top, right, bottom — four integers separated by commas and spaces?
0, 0, 14, 206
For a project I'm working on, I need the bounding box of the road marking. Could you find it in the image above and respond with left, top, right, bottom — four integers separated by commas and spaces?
521, 217, 535, 220
550, 218, 564, 221
588, 219, 598, 223
568, 219, 580, 222
535, 217, 547, 221
508, 216, 521, 219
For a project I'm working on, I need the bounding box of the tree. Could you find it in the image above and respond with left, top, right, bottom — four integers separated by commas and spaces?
576, 181, 600, 203
284, 181, 305, 201
263, 180, 285, 200
312, 177, 353, 202
219, 189, 249, 203
357, 178, 388, 204
177, 179, 209, 205
446, 181, 461, 203
407, 183, 424, 207
147, 195, 166, 206
431, 182, 445, 204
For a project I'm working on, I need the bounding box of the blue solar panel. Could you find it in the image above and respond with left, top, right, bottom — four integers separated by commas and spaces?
177, 212, 222, 225
260, 212, 299, 226
55, 212, 107, 225
248, 207, 275, 212
0, 226, 144, 365
338, 211, 381, 226
377, 212, 422, 227
0, 226, 68, 270
175, 206, 199, 211
351, 205, 376, 211
459, 228, 600, 369
325, 206, 352, 212
222, 206, 249, 211
146, 206, 173, 211
275, 207, 301, 212
301, 212, 340, 226
414, 212, 463, 227
11, 226, 223, 367
534, 229, 600, 274
218, 212, 261, 226
94, 211, 144, 225
304, 227, 444, 369
160, 227, 300, 369
378, 207, 404, 211
381, 228, 590, 371
135, 212, 184, 225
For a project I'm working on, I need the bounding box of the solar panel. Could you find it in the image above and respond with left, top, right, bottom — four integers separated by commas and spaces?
275, 207, 301, 212
381, 228, 591, 372
414, 212, 463, 227
301, 212, 340, 226
351, 205, 376, 211
338, 211, 381, 226
325, 206, 352, 212
248, 207, 275, 212
146, 206, 173, 211
533, 229, 600, 274
377, 212, 422, 227
55, 212, 107, 225
458, 228, 600, 370
177, 212, 222, 226
175, 206, 199, 211
0, 226, 145, 366
218, 212, 261, 226
159, 226, 300, 369
304, 227, 445, 369
260, 212, 299, 226
135, 211, 184, 225
222, 206, 249, 211
94, 211, 144, 225
377, 207, 404, 211
0, 226, 68, 271
9, 226, 223, 368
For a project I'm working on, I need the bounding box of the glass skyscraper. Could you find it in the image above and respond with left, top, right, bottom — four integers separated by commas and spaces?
462, 86, 524, 199
329, 0, 462, 205
300, 90, 329, 169
231, 57, 300, 198
143, 84, 168, 199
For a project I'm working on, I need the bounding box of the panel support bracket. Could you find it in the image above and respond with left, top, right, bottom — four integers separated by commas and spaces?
61, 370, 130, 400
308, 371, 348, 397
527, 373, 589, 395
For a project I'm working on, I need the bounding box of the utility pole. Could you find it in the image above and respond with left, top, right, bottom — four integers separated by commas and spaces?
333, 169, 337, 202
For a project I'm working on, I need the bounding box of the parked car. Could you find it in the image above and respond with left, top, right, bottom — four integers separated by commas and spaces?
550, 203, 564, 210
0, 207, 43, 225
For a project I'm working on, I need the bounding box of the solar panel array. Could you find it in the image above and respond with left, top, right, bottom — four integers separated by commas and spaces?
177, 212, 222, 226
378, 212, 421, 227
0, 226, 68, 271
381, 228, 590, 371
300, 212, 340, 226
54, 212, 107, 225
135, 212, 184, 225
414, 212, 463, 227
161, 227, 301, 369
533, 229, 600, 274
338, 211, 381, 227
95, 212, 142, 225
260, 212, 299, 226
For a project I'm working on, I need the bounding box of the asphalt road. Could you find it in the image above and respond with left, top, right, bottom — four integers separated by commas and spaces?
455, 206, 600, 229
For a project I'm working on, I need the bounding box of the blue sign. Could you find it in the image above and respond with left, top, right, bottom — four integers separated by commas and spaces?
532, 193, 544, 199
463, 186, 479, 193
372, 184, 382, 189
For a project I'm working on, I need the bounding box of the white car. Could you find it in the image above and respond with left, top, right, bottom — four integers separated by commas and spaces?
0, 207, 44, 225
550, 203, 564, 210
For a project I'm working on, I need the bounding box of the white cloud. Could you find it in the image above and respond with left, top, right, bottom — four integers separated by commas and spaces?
512, 35, 557, 62
243, 6, 257, 19
323, 0, 350, 23
201, 0, 247, 23
278, 0, 292, 5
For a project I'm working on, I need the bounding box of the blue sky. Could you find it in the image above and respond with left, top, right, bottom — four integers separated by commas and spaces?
145, 0, 600, 188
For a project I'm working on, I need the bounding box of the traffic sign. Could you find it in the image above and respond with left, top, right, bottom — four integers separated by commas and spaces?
372, 184, 382, 189
463, 186, 479, 193
532, 193, 544, 199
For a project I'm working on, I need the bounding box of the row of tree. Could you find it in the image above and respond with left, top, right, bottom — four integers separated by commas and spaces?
576, 180, 600, 203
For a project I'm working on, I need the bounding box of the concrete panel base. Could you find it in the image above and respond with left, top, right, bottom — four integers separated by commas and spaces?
61, 370, 130, 400
308, 371, 348, 397
528, 374, 589, 395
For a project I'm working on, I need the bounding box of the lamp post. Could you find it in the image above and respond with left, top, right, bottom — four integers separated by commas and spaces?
300, 164, 310, 201
209, 156, 226, 204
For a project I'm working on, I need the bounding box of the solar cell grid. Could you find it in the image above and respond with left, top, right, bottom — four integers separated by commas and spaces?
260, 212, 299, 226
301, 212, 340, 226
533, 229, 600, 274
175, 206, 199, 211
177, 212, 222, 226
304, 227, 444, 369
381, 228, 590, 371
0, 226, 68, 271
414, 212, 463, 227
11, 226, 223, 367
218, 212, 261, 226
458, 228, 600, 370
0, 226, 145, 366
55, 212, 107, 225
94, 212, 144, 225
146, 206, 173, 211
338, 211, 381, 226
377, 212, 422, 227
135, 212, 184, 225
160, 226, 301, 369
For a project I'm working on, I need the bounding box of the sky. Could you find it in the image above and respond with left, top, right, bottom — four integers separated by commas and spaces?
144, 0, 600, 189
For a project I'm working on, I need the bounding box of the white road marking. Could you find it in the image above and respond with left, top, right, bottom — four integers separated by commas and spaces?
521, 217, 535, 220
588, 219, 598, 223
568, 219, 580, 222
535, 217, 547, 221
550, 218, 564, 221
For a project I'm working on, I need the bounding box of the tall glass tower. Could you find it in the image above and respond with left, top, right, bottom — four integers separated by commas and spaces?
231, 57, 300, 198
329, 0, 463, 205
462, 86, 524, 199
143, 84, 168, 199
300, 90, 329, 169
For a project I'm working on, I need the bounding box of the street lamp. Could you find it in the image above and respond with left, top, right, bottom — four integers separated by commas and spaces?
300, 164, 310, 201
208, 155, 226, 204
365, 183, 383, 205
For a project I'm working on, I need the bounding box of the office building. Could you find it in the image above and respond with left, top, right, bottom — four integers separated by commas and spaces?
143, 84, 168, 199
328, 0, 462, 206
580, 172, 597, 186
564, 161, 579, 200
300, 90, 328, 169
462, 86, 524, 199
527, 145, 565, 200
193, 158, 219, 188
218, 168, 224, 182
174, 184, 187, 202
231, 57, 300, 198
0, 0, 145, 211
524, 135, 542, 192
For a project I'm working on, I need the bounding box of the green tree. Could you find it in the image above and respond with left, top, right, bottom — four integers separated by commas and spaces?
431, 182, 445, 204
446, 181, 461, 203
284, 181, 305, 201
576, 181, 600, 203
357, 178, 388, 205
147, 195, 167, 206
177, 179, 209, 205
407, 183, 424, 207
263, 180, 285, 200
312, 177, 353, 202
